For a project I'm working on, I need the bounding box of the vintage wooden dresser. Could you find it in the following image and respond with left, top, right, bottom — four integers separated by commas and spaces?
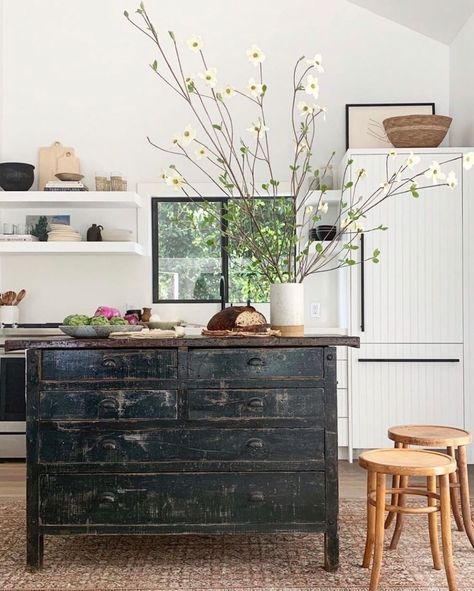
5, 335, 359, 571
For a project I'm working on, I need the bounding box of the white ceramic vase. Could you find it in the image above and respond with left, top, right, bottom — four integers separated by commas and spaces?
270, 282, 304, 337
1, 305, 19, 326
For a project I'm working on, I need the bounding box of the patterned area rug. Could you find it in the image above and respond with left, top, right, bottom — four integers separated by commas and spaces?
1, 498, 473, 591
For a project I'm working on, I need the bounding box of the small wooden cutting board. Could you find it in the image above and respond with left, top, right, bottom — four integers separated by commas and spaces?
38, 141, 76, 190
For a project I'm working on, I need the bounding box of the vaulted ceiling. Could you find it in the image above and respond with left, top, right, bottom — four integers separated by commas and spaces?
347, 0, 474, 44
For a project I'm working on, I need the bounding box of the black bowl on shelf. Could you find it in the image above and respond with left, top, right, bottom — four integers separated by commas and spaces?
310, 225, 337, 241
0, 162, 35, 191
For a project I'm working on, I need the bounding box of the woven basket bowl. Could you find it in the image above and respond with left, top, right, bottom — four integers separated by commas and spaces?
383, 114, 452, 148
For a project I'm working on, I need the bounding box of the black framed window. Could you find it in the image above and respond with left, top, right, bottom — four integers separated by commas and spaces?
152, 196, 293, 304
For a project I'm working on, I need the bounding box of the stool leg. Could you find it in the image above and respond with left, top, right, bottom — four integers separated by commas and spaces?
390, 474, 408, 550
363, 470, 377, 568
447, 446, 464, 532
456, 445, 474, 548
385, 441, 402, 529
440, 474, 458, 591
427, 475, 442, 570
369, 472, 386, 591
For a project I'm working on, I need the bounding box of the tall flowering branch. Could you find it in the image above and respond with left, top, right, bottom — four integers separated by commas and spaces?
125, 3, 473, 283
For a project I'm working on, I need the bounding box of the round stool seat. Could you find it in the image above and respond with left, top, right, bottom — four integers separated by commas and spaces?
388, 424, 472, 448
359, 448, 456, 477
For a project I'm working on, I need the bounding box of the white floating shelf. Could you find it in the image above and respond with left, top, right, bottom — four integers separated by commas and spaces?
0, 191, 142, 209
0, 241, 143, 255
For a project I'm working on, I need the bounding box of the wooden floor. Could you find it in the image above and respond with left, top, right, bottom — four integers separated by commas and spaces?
1, 460, 472, 499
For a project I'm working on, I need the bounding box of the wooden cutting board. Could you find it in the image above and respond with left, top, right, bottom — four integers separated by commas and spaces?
38, 141, 76, 190
56, 151, 80, 175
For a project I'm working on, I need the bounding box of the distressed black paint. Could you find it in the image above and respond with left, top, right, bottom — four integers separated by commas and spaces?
17, 337, 360, 571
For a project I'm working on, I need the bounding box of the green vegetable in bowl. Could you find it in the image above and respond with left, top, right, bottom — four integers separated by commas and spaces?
63, 314, 91, 326
90, 315, 110, 326
110, 317, 128, 325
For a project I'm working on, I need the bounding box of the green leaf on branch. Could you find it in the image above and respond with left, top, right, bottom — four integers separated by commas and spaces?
217, 157, 225, 164
124, 10, 129, 18
151, 60, 158, 71
261, 183, 270, 191
212, 124, 222, 131
206, 239, 215, 247
373, 249, 380, 258
315, 243, 323, 253
378, 224, 388, 231
410, 183, 419, 198
168, 31, 176, 41
240, 147, 248, 154
269, 179, 280, 187
372, 257, 380, 263
290, 165, 300, 172
343, 243, 358, 250
345, 258, 356, 266
345, 181, 353, 189
348, 159, 354, 165
320, 184, 328, 193
262, 84, 267, 94
341, 201, 347, 208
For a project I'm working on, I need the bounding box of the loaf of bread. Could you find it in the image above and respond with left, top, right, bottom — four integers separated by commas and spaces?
207, 306, 268, 332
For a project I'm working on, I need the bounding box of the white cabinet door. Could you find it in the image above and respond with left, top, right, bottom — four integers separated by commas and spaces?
348, 152, 463, 344
351, 344, 464, 449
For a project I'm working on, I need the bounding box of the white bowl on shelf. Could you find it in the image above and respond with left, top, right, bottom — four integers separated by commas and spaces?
101, 228, 133, 242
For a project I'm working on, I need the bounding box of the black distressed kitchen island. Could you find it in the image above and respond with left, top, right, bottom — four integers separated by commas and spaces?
6, 335, 359, 571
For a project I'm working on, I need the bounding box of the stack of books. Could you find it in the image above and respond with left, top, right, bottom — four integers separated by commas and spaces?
44, 181, 88, 192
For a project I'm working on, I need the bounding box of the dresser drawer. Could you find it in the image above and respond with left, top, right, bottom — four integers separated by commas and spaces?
39, 427, 324, 464
188, 348, 325, 379
40, 389, 178, 421
41, 349, 177, 381
187, 387, 324, 422
40, 471, 325, 526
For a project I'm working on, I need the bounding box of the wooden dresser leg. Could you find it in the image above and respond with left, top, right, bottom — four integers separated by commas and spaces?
324, 525, 339, 572
363, 470, 376, 568
440, 474, 458, 591
427, 475, 442, 570
390, 474, 408, 550
447, 446, 464, 532
27, 532, 43, 571
369, 472, 386, 591
385, 442, 401, 529
456, 445, 474, 548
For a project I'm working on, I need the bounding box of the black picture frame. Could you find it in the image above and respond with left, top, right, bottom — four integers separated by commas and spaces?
345, 102, 435, 150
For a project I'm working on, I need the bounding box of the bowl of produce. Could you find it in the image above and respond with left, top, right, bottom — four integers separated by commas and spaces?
0, 162, 35, 191
59, 312, 144, 339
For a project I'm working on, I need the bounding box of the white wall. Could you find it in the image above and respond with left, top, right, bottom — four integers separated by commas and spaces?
0, 0, 450, 326
450, 13, 474, 146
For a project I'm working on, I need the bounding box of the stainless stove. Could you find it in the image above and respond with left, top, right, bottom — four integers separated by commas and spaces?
0, 325, 62, 458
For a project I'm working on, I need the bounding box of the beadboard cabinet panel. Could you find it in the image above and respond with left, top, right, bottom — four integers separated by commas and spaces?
351, 344, 464, 449
349, 152, 463, 345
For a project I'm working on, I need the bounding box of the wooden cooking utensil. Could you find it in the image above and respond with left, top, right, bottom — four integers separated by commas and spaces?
14, 289, 26, 305
3, 291, 17, 306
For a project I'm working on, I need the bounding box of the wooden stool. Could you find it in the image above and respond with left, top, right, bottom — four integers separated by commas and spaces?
386, 425, 473, 549
359, 448, 457, 591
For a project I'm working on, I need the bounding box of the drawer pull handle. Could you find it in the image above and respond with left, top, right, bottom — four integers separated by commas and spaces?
102, 358, 118, 369
99, 398, 119, 411
248, 357, 265, 367
249, 491, 265, 502
101, 439, 118, 451
247, 438, 264, 449
98, 492, 116, 504
247, 397, 264, 409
